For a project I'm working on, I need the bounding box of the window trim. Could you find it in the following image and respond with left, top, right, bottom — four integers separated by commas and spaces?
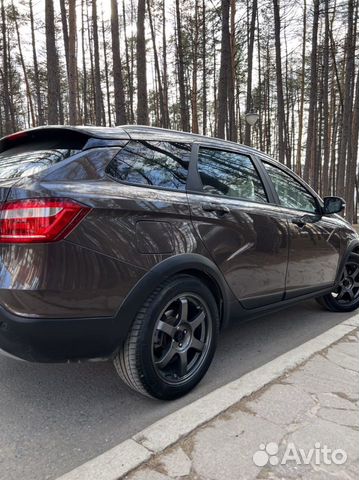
105, 140, 192, 194
261, 159, 322, 214
190, 143, 273, 205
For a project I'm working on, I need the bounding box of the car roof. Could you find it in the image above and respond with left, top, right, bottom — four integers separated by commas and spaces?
122, 125, 273, 158
0, 124, 322, 201
0, 125, 273, 161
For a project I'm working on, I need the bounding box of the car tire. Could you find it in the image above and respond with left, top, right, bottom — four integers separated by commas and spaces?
316, 251, 359, 312
114, 274, 220, 400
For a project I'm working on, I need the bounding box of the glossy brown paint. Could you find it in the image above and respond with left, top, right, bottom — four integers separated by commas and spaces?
0, 125, 358, 362
188, 193, 289, 307
0, 242, 145, 318
283, 210, 343, 295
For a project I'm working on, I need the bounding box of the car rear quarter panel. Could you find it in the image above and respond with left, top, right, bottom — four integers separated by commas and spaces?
0, 152, 206, 318
0, 242, 146, 318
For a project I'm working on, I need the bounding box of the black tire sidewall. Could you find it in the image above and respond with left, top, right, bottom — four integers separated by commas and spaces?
135, 275, 219, 400
321, 293, 359, 312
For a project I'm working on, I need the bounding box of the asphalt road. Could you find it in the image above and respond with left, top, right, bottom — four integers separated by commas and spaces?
0, 299, 355, 480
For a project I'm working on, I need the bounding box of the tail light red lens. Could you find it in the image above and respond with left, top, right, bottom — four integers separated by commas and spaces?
0, 198, 90, 243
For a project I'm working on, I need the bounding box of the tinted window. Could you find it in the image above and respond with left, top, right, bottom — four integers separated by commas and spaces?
197, 148, 267, 203
264, 162, 318, 213
107, 141, 190, 191
0, 144, 80, 180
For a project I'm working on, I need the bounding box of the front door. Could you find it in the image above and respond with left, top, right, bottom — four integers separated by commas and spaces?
262, 161, 341, 298
188, 146, 288, 308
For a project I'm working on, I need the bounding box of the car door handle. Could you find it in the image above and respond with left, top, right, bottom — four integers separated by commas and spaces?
201, 203, 230, 215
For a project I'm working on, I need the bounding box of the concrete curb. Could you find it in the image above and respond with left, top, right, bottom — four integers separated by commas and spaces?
56, 314, 359, 480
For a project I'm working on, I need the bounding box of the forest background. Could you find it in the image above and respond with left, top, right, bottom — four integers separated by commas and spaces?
0, 0, 358, 221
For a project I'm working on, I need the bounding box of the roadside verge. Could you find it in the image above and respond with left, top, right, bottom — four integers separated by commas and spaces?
56, 313, 359, 480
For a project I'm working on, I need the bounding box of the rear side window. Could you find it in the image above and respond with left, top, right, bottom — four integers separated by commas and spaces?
106, 141, 190, 191
198, 148, 268, 203
0, 141, 81, 180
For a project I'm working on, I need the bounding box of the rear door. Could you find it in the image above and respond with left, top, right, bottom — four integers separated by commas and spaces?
188, 144, 289, 308
261, 160, 340, 297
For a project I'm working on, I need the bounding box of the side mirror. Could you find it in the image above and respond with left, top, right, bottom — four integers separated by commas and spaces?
322, 196, 346, 215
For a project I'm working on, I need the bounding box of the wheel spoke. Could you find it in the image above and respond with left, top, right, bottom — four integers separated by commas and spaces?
190, 337, 205, 352
157, 320, 176, 338
348, 289, 355, 301
342, 265, 350, 279
349, 252, 359, 264
178, 351, 188, 377
179, 297, 188, 324
336, 287, 345, 300
190, 310, 205, 330
155, 343, 176, 369
350, 266, 359, 280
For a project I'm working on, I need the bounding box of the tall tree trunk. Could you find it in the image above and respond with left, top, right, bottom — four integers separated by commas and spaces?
92, 0, 103, 125
102, 13, 111, 126
212, 20, 217, 136
122, 0, 134, 122
87, 0, 95, 123
81, 0, 89, 124
111, 0, 127, 125
217, 0, 230, 139
59, 0, 69, 76
136, 0, 149, 124
1, 0, 12, 133
45, 0, 60, 124
295, 0, 306, 175
175, 0, 189, 131
265, 43, 271, 152
344, 0, 358, 222
68, 0, 78, 124
322, 0, 330, 195
202, 0, 207, 135
147, 0, 166, 127
12, 1, 35, 127
329, 80, 338, 195
191, 0, 199, 133
338, 0, 355, 201
304, 0, 319, 183
6, 27, 16, 131
273, 0, 288, 165
29, 0, 44, 125
228, 0, 237, 141
256, 7, 263, 150
244, 0, 257, 146
162, 0, 170, 128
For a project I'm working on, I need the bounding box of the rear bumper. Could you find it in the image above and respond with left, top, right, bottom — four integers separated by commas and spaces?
0, 306, 122, 362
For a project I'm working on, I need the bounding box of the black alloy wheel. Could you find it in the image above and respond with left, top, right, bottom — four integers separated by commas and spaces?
317, 250, 359, 312
152, 294, 212, 384
114, 275, 219, 400
332, 260, 359, 307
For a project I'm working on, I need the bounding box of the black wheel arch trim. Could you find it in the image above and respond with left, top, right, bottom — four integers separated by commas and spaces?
115, 253, 236, 343
335, 239, 359, 284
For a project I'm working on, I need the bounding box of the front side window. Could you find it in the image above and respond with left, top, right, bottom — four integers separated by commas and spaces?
197, 148, 268, 203
263, 162, 318, 213
106, 141, 190, 191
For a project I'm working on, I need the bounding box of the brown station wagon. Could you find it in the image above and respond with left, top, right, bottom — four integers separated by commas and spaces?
0, 125, 358, 399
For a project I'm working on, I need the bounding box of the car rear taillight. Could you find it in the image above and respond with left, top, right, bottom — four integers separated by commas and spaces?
0, 198, 90, 243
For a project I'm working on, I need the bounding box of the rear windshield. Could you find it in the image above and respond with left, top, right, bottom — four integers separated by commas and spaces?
0, 141, 82, 180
